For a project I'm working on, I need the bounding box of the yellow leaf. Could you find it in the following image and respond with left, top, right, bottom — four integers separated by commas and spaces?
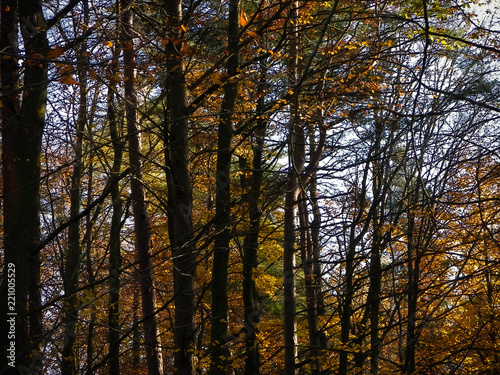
212, 73, 223, 85
104, 41, 113, 48
181, 25, 187, 33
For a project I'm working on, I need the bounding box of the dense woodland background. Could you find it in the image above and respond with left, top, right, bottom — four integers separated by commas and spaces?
1, 0, 500, 374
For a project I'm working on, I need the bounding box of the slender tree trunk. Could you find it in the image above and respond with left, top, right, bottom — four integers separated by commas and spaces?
85, 166, 98, 375
107, 43, 124, 375
339, 169, 370, 375
402, 123, 432, 374
339, 240, 355, 375
81, 78, 100, 375
61, 24, 89, 375
404, 198, 418, 375
0, 0, 48, 373
299, 125, 327, 375
298, 192, 322, 375
132, 289, 141, 373
309, 167, 324, 319
365, 118, 385, 374
163, 1, 197, 374
283, 178, 299, 375
284, 4, 302, 374
209, 1, 239, 374
122, 3, 163, 374
242, 93, 266, 375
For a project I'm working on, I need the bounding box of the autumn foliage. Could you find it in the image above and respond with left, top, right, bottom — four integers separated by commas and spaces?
1, 0, 500, 374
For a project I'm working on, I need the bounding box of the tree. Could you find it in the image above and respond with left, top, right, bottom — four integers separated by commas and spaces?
1, 0, 500, 374
210, 1, 240, 374
0, 0, 48, 372
122, 1, 164, 373
163, 0, 197, 373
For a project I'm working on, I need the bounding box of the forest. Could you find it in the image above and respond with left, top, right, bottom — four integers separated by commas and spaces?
1, 0, 500, 374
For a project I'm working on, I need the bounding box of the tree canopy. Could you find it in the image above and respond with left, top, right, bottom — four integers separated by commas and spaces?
1, 0, 500, 374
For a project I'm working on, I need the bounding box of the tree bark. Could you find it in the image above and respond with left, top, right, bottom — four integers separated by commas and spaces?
367, 119, 384, 375
210, 1, 239, 374
0, 0, 48, 372
242, 87, 267, 375
107, 40, 124, 375
404, 185, 420, 375
122, 2, 163, 374
284, 3, 302, 374
339, 168, 371, 375
162, 1, 197, 374
61, 19, 89, 375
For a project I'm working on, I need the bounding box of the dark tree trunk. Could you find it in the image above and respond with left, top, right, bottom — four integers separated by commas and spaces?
107, 40, 124, 375
209, 1, 239, 374
242, 89, 266, 375
122, 2, 163, 374
61, 22, 89, 375
0, 0, 48, 373
163, 1, 197, 374
367, 119, 384, 375
339, 168, 370, 375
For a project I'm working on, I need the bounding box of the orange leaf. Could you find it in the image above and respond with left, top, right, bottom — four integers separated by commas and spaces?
48, 46, 64, 59
104, 41, 113, 48
59, 65, 73, 74
59, 76, 79, 85
239, 9, 248, 27
181, 44, 193, 56
246, 31, 259, 38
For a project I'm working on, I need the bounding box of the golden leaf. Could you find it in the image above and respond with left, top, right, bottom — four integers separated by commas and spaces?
246, 31, 259, 38
239, 9, 248, 27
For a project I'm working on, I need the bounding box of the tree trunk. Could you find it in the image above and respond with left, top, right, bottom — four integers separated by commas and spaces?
404, 193, 419, 375
299, 124, 326, 375
0, 0, 48, 373
107, 41, 124, 375
163, 1, 197, 374
209, 1, 239, 374
85, 166, 98, 375
242, 90, 267, 375
122, 2, 163, 374
339, 169, 370, 375
284, 3, 302, 374
61, 24, 89, 375
367, 119, 384, 375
